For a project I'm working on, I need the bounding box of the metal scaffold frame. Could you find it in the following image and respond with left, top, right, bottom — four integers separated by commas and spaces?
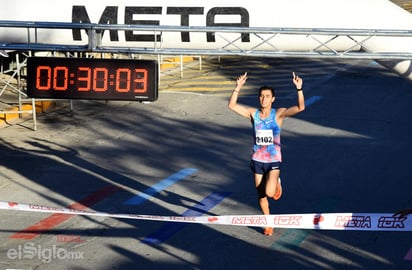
1, 21, 412, 58
0, 51, 37, 129
1, 20, 412, 130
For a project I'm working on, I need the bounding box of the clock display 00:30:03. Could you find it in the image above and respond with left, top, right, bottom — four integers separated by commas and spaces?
26, 57, 158, 101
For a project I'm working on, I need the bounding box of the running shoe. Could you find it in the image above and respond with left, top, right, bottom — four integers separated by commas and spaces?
263, 227, 273, 236
273, 178, 282, 200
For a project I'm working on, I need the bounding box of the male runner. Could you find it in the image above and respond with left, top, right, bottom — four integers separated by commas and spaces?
228, 72, 305, 236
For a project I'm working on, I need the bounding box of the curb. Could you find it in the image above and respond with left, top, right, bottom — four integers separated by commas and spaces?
0, 101, 55, 128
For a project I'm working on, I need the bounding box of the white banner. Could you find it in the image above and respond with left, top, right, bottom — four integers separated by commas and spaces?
0, 200, 410, 231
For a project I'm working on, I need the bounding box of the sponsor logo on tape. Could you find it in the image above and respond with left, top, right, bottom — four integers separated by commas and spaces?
0, 201, 410, 231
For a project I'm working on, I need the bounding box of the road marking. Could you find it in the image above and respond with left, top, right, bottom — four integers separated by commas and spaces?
10, 168, 197, 239
404, 247, 412, 260
123, 168, 197, 205
141, 191, 232, 244
305, 95, 323, 107
271, 199, 338, 250
10, 185, 121, 240
271, 229, 310, 251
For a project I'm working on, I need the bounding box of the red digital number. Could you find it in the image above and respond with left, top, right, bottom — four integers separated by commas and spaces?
77, 67, 91, 91
53, 66, 68, 91
93, 68, 108, 92
116, 68, 131, 93
36, 66, 51, 90
133, 68, 148, 93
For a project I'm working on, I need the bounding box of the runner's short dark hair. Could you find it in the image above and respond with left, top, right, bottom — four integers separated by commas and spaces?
258, 86, 275, 96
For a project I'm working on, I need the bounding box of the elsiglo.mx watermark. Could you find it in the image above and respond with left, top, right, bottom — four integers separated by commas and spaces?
7, 242, 84, 263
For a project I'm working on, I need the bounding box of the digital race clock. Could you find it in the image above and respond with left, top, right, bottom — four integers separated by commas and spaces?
27, 57, 158, 101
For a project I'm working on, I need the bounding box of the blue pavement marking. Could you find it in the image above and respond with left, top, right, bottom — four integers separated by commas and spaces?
141, 191, 232, 244
305, 95, 323, 107
271, 198, 339, 251
271, 229, 310, 251
123, 168, 198, 205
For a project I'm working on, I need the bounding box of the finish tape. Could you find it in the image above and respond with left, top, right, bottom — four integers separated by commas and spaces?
1, 200, 410, 231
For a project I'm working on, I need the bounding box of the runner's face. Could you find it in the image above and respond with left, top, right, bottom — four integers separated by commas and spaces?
259, 89, 275, 108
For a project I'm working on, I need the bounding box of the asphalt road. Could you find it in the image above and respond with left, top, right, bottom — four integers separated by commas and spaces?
0, 56, 411, 270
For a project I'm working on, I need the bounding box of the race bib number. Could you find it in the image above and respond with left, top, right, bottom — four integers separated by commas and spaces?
256, 129, 273, 145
